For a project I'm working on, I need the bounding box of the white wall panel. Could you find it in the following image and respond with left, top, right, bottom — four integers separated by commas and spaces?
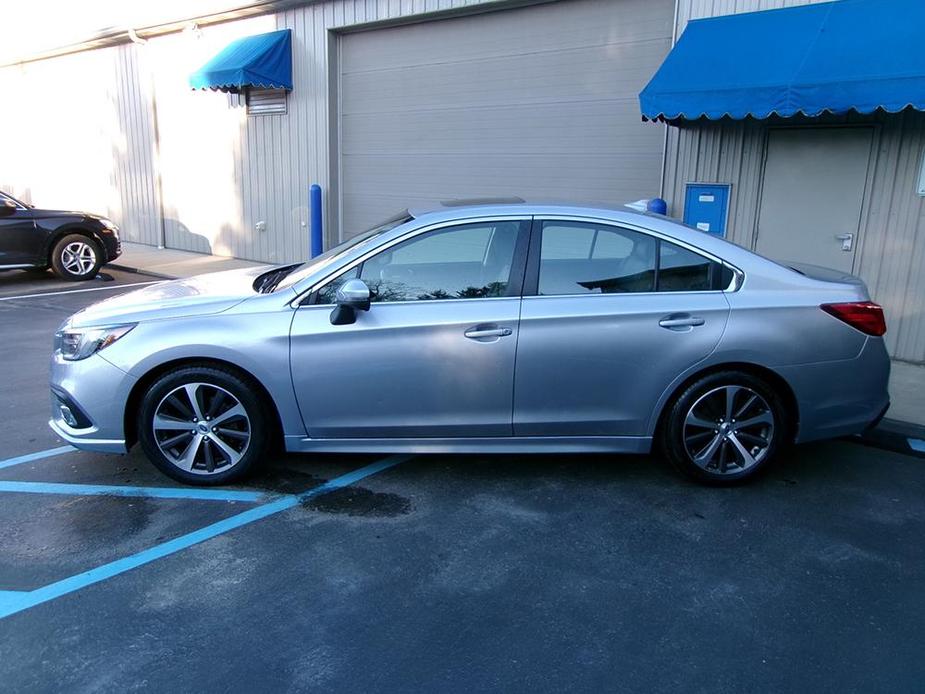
338, 0, 673, 235
0, 44, 161, 246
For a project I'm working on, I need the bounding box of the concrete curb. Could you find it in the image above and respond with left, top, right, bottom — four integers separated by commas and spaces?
107, 262, 176, 280
854, 418, 925, 459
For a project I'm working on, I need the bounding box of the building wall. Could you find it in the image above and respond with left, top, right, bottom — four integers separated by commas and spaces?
662, 112, 925, 367
0, 0, 566, 264
0, 43, 162, 247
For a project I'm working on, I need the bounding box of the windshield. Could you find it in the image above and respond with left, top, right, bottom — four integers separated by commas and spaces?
272, 211, 413, 292
0, 191, 28, 208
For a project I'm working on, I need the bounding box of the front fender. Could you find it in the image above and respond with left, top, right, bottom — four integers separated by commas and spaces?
98, 309, 306, 439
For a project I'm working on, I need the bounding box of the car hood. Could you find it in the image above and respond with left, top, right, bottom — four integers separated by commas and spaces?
30, 208, 107, 220
68, 265, 273, 328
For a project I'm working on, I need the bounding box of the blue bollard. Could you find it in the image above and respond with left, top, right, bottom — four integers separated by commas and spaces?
310, 184, 323, 258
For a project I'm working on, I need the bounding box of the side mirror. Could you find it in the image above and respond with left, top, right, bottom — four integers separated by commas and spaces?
330, 278, 371, 325
0, 200, 17, 218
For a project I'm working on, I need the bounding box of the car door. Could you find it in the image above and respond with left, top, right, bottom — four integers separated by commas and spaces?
290, 217, 530, 439
0, 195, 39, 266
513, 218, 731, 437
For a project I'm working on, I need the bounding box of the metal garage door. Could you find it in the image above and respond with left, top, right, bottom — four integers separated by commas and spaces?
337, 0, 674, 237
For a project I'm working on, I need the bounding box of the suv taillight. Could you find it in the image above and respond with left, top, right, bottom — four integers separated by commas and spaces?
821, 302, 886, 336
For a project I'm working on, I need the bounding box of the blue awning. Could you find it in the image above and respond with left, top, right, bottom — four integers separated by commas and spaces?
189, 29, 292, 93
640, 0, 925, 122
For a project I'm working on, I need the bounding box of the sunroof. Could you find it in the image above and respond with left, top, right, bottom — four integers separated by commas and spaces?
439, 196, 525, 207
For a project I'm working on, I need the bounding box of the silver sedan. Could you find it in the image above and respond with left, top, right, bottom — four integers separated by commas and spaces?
49, 202, 890, 485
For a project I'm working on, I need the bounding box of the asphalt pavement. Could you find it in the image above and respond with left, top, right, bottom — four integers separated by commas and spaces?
0, 266, 923, 693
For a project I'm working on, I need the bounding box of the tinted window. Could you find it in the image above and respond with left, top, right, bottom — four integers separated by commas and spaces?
358, 221, 522, 302
314, 266, 359, 304
658, 241, 717, 292
538, 222, 656, 295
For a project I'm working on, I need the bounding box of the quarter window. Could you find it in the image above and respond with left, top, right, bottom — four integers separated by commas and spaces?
314, 266, 359, 304
658, 241, 714, 292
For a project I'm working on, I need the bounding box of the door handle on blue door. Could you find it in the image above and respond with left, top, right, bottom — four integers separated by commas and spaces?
464, 326, 512, 339
658, 314, 705, 330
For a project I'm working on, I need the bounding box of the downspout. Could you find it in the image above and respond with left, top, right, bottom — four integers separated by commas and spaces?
129, 28, 167, 249
658, 0, 682, 202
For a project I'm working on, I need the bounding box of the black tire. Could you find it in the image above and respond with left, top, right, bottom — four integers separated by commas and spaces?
137, 365, 270, 485
659, 370, 790, 485
50, 233, 102, 281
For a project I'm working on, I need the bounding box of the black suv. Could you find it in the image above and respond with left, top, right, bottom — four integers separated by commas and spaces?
0, 191, 122, 281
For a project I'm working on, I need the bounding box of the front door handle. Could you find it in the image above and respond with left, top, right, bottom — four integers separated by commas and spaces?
464, 326, 512, 339
659, 315, 705, 330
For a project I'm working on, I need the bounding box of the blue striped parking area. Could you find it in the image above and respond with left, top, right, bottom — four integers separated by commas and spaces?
0, 445, 74, 470
0, 479, 269, 502
0, 447, 412, 619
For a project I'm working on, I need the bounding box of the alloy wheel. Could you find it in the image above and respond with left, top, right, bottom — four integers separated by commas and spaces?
61, 241, 97, 276
682, 385, 775, 475
152, 382, 251, 475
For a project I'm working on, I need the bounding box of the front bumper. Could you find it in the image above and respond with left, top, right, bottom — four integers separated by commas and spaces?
48, 351, 136, 454
48, 417, 126, 453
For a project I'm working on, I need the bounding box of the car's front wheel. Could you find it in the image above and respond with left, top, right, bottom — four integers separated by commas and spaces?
50, 234, 102, 281
137, 365, 270, 485
660, 371, 789, 485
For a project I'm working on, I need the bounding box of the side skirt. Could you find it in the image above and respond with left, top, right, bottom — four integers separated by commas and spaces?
284, 435, 653, 455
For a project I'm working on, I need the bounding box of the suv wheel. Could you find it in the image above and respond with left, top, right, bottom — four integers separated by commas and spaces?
51, 234, 102, 281
137, 365, 269, 485
660, 371, 789, 485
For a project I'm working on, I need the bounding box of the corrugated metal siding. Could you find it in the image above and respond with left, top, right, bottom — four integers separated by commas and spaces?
666, 0, 925, 365
337, 0, 673, 236
676, 0, 831, 32
0, 43, 162, 246
0, 0, 555, 265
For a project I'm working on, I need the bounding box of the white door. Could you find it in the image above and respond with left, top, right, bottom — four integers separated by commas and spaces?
337, 0, 674, 237
756, 127, 873, 273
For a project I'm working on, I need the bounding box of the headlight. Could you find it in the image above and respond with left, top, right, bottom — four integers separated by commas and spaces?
99, 218, 119, 233
54, 324, 135, 361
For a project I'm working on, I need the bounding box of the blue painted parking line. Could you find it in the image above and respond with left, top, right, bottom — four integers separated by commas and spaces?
0, 454, 412, 620
0, 480, 268, 502
0, 446, 75, 470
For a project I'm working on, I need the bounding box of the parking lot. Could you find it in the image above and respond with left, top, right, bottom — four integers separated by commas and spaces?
0, 268, 923, 692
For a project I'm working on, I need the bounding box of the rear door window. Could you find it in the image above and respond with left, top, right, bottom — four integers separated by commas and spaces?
537, 222, 656, 295
536, 221, 730, 295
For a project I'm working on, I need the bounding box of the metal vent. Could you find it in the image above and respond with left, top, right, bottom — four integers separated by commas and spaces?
246, 88, 287, 116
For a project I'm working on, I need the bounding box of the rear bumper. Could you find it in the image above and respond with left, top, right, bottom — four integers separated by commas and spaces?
781, 337, 891, 443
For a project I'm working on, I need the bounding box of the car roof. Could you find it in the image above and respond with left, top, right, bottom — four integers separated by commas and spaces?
407, 199, 760, 264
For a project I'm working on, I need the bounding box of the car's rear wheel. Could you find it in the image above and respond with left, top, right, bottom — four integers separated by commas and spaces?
137, 365, 269, 485
660, 371, 789, 485
50, 234, 102, 281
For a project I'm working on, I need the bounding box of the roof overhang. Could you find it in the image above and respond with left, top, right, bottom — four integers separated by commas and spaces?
189, 28, 292, 93
639, 0, 925, 123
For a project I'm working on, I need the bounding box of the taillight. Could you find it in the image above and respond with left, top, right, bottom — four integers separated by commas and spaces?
820, 302, 886, 336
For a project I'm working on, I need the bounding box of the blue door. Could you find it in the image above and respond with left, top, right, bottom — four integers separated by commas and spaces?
683, 184, 730, 237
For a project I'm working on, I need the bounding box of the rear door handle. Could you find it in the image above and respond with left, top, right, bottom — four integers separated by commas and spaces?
464, 326, 512, 339
659, 315, 705, 329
